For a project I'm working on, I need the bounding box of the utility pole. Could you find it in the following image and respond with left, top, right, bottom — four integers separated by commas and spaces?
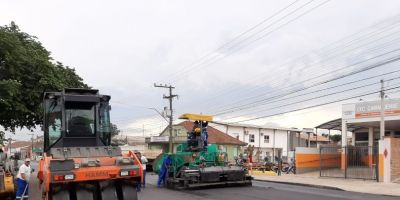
28, 133, 34, 159
154, 83, 178, 153
380, 79, 385, 139
7, 138, 12, 156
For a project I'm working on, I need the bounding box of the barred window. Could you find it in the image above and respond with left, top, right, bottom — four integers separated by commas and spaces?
264, 135, 270, 143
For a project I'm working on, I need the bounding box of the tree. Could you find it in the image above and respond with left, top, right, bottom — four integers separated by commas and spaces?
330, 134, 342, 143
0, 130, 5, 145
0, 22, 88, 137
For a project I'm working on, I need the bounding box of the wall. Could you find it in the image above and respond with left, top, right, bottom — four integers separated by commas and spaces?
160, 125, 187, 137
223, 145, 239, 162
215, 125, 290, 160
391, 138, 400, 183
295, 147, 320, 173
295, 147, 340, 174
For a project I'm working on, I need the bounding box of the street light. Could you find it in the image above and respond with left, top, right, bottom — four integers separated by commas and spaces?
148, 107, 169, 123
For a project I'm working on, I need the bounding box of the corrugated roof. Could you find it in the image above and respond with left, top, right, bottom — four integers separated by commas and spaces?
315, 118, 367, 131
178, 121, 246, 146
9, 141, 31, 148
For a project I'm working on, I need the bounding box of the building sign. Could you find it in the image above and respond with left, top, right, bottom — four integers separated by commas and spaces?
342, 99, 400, 119
150, 136, 169, 142
302, 128, 314, 133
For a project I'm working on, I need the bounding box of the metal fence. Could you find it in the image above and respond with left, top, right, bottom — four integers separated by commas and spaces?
320, 146, 378, 181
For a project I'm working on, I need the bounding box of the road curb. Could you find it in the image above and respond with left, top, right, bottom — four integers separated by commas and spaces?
253, 179, 344, 191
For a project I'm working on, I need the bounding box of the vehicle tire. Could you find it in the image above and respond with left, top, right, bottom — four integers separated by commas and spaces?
76, 189, 94, 200
120, 184, 137, 200
101, 186, 118, 200
51, 190, 70, 200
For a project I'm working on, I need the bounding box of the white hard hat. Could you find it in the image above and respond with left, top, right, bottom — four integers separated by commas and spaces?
25, 158, 31, 162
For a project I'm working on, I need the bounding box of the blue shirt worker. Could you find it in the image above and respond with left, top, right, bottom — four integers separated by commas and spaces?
157, 154, 172, 188
16, 158, 31, 200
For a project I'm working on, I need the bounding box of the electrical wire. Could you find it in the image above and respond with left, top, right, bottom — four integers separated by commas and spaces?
227, 85, 400, 124
212, 50, 400, 115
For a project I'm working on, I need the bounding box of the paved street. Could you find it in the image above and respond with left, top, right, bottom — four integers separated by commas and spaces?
27, 167, 398, 200
138, 174, 399, 200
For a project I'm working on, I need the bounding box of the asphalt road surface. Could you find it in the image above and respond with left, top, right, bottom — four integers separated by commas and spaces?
27, 164, 398, 200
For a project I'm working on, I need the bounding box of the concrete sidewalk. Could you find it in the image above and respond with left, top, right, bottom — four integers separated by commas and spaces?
253, 171, 400, 197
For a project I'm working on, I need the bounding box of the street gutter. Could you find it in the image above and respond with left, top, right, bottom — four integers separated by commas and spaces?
253, 179, 344, 191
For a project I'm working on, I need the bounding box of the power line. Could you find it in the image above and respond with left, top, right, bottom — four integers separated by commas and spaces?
163, 0, 302, 82
224, 79, 400, 121
227, 85, 400, 124
216, 69, 400, 116
168, 0, 330, 83
195, 13, 400, 112
203, 23, 400, 111
212, 49, 400, 115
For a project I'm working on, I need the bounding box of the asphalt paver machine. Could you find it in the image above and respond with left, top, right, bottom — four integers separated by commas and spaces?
37, 89, 142, 200
153, 113, 252, 189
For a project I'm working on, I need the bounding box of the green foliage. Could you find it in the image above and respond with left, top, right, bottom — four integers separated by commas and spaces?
0, 130, 4, 145
330, 134, 342, 143
0, 22, 88, 135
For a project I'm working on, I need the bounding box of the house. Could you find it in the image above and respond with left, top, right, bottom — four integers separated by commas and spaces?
212, 122, 329, 162
4, 140, 31, 159
146, 121, 246, 162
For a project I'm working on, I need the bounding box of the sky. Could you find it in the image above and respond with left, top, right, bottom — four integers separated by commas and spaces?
2, 0, 400, 140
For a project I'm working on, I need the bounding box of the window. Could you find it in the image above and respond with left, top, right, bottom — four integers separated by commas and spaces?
264, 135, 270, 143
174, 129, 181, 136
98, 102, 111, 145
45, 99, 62, 149
65, 102, 95, 137
174, 129, 178, 136
249, 134, 255, 143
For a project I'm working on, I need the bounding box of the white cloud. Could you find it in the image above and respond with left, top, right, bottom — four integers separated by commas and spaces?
2, 0, 400, 139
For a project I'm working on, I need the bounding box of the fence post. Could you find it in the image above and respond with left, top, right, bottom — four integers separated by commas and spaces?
344, 147, 347, 179
375, 146, 379, 182
294, 149, 296, 174
319, 147, 322, 177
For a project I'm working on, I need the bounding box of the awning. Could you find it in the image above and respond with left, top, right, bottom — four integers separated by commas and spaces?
315, 118, 367, 132
179, 113, 213, 122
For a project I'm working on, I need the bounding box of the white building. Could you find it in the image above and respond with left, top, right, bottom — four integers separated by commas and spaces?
212, 122, 328, 162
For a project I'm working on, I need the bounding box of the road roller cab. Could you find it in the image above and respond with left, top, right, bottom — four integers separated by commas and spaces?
37, 89, 142, 200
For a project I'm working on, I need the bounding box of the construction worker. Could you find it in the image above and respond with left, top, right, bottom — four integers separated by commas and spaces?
135, 151, 148, 191
16, 158, 31, 200
157, 154, 172, 188
140, 153, 148, 188
277, 158, 283, 176
201, 121, 209, 150
0, 148, 6, 170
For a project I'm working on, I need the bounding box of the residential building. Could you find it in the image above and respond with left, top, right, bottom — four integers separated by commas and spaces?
309, 98, 400, 183
212, 122, 329, 162
146, 121, 246, 162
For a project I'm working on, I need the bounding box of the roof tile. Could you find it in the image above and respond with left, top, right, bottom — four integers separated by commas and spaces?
179, 121, 246, 146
